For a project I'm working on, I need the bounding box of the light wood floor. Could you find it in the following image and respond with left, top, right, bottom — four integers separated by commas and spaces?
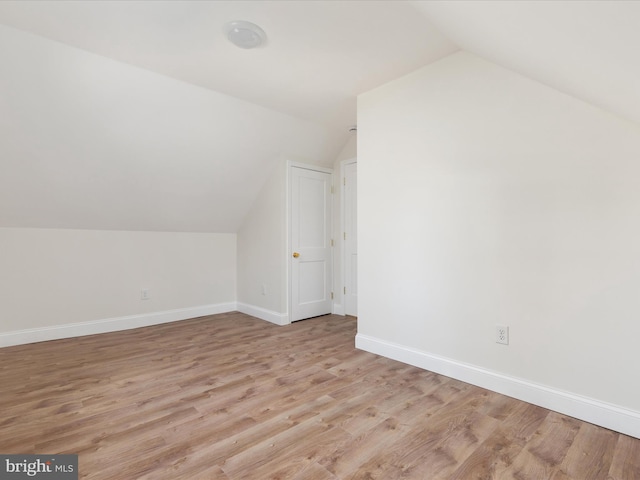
1, 313, 639, 479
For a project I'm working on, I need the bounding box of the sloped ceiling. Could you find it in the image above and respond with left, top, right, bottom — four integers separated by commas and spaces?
0, 0, 456, 232
1, 1, 638, 232
0, 1, 456, 129
414, 0, 640, 126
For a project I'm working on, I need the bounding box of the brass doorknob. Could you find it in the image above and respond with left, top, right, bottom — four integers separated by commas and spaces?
292, 252, 300, 258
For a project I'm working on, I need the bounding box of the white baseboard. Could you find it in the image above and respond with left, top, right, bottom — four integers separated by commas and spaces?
356, 333, 640, 439
332, 303, 345, 315
237, 302, 290, 326
0, 303, 237, 348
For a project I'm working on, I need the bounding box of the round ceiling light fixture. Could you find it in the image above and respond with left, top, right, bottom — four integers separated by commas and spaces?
224, 21, 267, 49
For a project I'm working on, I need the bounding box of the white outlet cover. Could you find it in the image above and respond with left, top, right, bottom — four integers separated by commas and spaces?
496, 325, 509, 345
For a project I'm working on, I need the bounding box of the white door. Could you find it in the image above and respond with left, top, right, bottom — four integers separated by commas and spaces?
290, 166, 332, 322
344, 161, 357, 316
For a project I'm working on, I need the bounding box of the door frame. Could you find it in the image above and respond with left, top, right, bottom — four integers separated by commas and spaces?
287, 161, 334, 323
340, 157, 357, 316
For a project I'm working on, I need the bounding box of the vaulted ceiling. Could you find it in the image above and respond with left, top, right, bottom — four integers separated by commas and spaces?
0, 1, 457, 134
415, 1, 640, 126
0, 1, 638, 232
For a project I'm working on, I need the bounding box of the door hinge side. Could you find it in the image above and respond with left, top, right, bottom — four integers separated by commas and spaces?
331, 239, 334, 247
330, 292, 334, 300
343, 287, 346, 294
331, 185, 334, 194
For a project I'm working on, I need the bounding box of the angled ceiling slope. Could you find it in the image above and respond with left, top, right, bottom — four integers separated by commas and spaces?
0, 1, 456, 232
0, 1, 457, 134
414, 0, 640, 127
0, 23, 337, 233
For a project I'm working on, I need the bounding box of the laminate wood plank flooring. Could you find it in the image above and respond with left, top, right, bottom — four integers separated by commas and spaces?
0, 312, 638, 479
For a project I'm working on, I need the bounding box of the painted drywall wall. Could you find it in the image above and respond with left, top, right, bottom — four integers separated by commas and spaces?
358, 52, 640, 416
0, 228, 236, 340
236, 160, 288, 323
237, 156, 340, 324
0, 24, 336, 233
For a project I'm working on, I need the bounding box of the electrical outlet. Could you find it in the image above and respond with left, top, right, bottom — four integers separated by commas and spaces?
261, 284, 267, 296
141, 289, 150, 300
496, 325, 509, 345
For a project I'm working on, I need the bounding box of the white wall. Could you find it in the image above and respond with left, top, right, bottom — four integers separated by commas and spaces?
0, 228, 236, 345
357, 51, 640, 436
237, 156, 341, 325
236, 160, 288, 324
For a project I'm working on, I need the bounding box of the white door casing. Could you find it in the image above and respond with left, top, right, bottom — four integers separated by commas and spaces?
290, 165, 333, 322
344, 160, 357, 316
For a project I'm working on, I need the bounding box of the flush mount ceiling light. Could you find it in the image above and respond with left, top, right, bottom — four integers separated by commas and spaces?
224, 21, 267, 49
